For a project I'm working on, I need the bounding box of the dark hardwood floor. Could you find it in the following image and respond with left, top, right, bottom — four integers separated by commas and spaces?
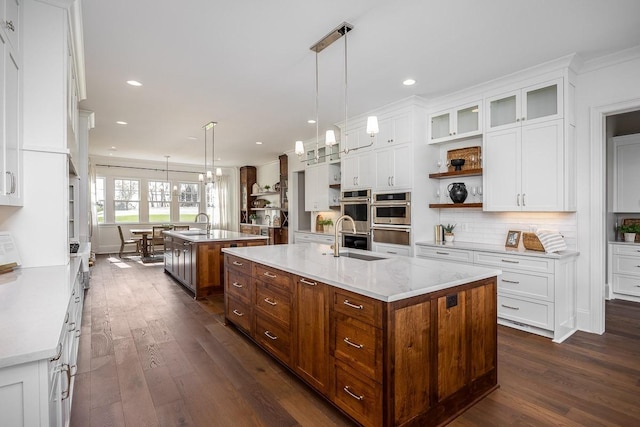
71, 254, 640, 426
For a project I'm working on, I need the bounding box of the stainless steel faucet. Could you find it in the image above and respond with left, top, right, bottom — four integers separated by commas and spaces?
194, 212, 211, 232
333, 215, 356, 257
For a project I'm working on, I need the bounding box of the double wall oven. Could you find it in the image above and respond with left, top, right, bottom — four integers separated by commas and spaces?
340, 189, 371, 250
372, 191, 412, 248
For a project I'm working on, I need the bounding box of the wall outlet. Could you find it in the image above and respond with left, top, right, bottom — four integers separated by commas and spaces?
460, 223, 469, 231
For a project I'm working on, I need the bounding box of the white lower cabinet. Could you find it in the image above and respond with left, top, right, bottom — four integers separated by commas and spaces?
294, 231, 334, 246
416, 244, 577, 342
372, 242, 411, 257
608, 243, 640, 301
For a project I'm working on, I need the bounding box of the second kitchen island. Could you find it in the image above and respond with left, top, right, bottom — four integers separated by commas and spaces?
163, 229, 268, 298
223, 243, 502, 427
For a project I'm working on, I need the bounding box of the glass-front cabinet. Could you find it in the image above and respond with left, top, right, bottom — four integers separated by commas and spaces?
486, 79, 563, 131
428, 101, 482, 143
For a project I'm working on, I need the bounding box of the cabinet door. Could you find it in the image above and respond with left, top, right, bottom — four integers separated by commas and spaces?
294, 277, 330, 393
341, 155, 358, 190
390, 144, 412, 189
304, 166, 318, 211
429, 110, 452, 142
522, 79, 563, 125
356, 151, 373, 189
377, 113, 411, 147
520, 119, 564, 211
483, 127, 521, 211
486, 89, 521, 131
455, 102, 481, 138
342, 152, 372, 190
374, 149, 393, 190
613, 134, 640, 212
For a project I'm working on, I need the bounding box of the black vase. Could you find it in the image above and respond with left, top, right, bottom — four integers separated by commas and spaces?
448, 182, 468, 203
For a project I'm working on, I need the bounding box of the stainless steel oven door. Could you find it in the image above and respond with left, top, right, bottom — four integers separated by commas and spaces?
372, 203, 411, 226
340, 202, 370, 234
371, 227, 411, 246
342, 232, 371, 251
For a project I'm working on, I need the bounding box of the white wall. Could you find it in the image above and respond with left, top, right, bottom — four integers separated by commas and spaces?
574, 47, 640, 333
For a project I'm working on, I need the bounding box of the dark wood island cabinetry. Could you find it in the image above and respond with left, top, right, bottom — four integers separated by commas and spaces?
223, 245, 499, 426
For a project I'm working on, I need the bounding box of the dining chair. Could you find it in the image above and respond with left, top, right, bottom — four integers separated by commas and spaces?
173, 225, 190, 231
151, 225, 172, 255
117, 225, 141, 258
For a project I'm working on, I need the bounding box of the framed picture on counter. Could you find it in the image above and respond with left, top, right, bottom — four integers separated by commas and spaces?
505, 230, 521, 248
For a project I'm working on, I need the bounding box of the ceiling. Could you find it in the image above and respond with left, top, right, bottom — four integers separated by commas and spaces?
79, 0, 640, 169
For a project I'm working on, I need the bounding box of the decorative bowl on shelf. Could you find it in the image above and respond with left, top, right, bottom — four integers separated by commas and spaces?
450, 158, 465, 171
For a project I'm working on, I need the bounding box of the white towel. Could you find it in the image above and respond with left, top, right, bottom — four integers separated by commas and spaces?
535, 229, 567, 253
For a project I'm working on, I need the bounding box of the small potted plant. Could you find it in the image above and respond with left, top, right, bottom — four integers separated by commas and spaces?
618, 223, 640, 242
249, 213, 259, 225
263, 185, 271, 192
442, 224, 456, 242
318, 218, 334, 233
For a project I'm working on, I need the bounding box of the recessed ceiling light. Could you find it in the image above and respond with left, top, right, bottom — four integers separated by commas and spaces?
116, 121, 127, 125
109, 146, 117, 150
403, 78, 416, 86
126, 80, 142, 86
187, 136, 197, 140
256, 141, 263, 145
307, 119, 316, 124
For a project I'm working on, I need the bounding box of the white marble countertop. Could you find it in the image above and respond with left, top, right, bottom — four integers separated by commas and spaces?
164, 229, 270, 243
609, 240, 640, 246
0, 263, 77, 368
222, 244, 501, 302
415, 240, 579, 259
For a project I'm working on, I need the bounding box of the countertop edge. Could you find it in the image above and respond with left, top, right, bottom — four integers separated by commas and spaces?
164, 229, 270, 243
415, 240, 579, 259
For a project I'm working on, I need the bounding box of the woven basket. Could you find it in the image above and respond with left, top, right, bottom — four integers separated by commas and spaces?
523, 232, 545, 252
446, 146, 482, 172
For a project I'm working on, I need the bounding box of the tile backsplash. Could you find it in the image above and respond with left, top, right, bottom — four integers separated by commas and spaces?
435, 211, 578, 250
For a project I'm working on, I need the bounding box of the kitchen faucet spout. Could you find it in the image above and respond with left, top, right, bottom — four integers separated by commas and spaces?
333, 215, 356, 257
194, 212, 211, 233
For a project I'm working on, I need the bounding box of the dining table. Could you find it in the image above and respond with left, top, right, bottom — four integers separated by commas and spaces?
129, 228, 154, 262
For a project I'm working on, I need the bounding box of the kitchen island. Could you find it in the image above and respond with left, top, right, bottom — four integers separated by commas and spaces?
163, 229, 268, 298
223, 243, 501, 427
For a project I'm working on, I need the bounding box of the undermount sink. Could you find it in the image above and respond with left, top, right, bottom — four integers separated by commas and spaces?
177, 229, 208, 235
338, 252, 386, 261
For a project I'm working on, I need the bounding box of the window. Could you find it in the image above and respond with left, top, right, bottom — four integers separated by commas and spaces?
95, 177, 105, 224
148, 181, 171, 223
178, 182, 200, 221
114, 179, 140, 223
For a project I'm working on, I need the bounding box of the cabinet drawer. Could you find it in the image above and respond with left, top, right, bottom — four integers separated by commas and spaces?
332, 288, 383, 328
255, 313, 291, 365
225, 296, 252, 334
415, 245, 473, 263
497, 295, 553, 331
333, 362, 382, 427
612, 274, 640, 297
613, 244, 640, 256
334, 314, 382, 382
225, 254, 252, 275
253, 263, 292, 292
225, 270, 253, 303
613, 256, 640, 277
498, 270, 554, 302
474, 252, 553, 274
255, 281, 291, 327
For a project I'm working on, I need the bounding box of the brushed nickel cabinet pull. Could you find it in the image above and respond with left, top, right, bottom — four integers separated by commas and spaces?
343, 337, 364, 349
232, 309, 244, 317
264, 331, 278, 340
502, 279, 520, 284
264, 297, 277, 306
300, 278, 317, 286
232, 261, 243, 266
501, 304, 520, 310
343, 386, 364, 401
436, 251, 449, 255
263, 272, 277, 279
501, 259, 520, 264
343, 300, 363, 310
232, 282, 243, 288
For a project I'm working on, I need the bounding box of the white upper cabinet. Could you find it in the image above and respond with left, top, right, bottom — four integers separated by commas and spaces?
484, 119, 564, 211
305, 163, 340, 211
375, 112, 411, 148
343, 126, 373, 154
612, 133, 640, 213
374, 143, 412, 191
341, 150, 373, 191
486, 79, 563, 132
428, 100, 482, 144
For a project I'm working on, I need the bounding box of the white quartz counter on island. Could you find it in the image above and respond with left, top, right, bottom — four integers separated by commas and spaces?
164, 228, 269, 243
222, 243, 501, 302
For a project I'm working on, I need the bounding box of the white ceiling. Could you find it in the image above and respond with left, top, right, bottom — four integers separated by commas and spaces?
79, 0, 640, 168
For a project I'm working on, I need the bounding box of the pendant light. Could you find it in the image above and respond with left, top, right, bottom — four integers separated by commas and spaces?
294, 22, 378, 160
199, 121, 217, 184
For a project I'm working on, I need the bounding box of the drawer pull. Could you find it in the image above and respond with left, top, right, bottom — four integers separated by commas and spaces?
264, 330, 278, 340
435, 251, 450, 255
343, 337, 364, 349
263, 272, 277, 279
501, 259, 520, 264
343, 386, 364, 401
300, 278, 317, 286
232, 261, 244, 266
501, 304, 520, 310
264, 297, 277, 306
502, 279, 520, 284
232, 282, 243, 288
343, 300, 363, 310
232, 309, 244, 317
